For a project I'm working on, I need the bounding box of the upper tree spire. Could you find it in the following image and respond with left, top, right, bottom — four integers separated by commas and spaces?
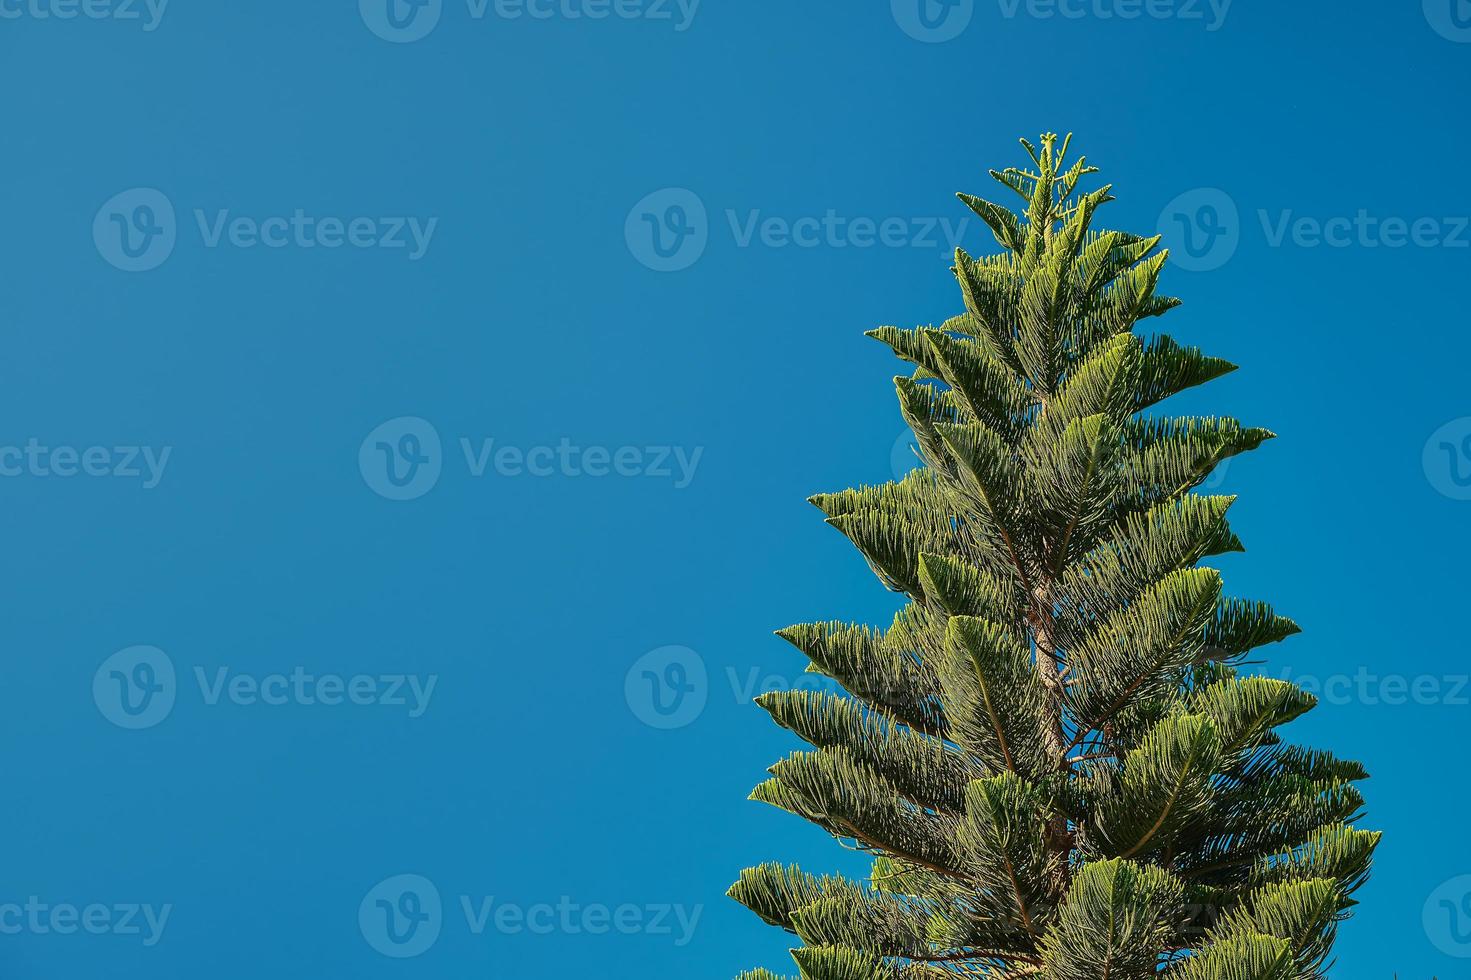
729, 133, 1378, 980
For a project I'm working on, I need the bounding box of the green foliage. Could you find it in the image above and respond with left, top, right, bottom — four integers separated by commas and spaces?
730, 134, 1377, 978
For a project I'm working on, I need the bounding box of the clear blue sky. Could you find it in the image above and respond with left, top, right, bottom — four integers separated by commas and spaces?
1, 2, 1469, 977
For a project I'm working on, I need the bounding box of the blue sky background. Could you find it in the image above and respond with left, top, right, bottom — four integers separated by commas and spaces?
2, 1, 1469, 977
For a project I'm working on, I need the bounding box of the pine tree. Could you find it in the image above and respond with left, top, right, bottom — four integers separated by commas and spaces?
729, 134, 1379, 980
